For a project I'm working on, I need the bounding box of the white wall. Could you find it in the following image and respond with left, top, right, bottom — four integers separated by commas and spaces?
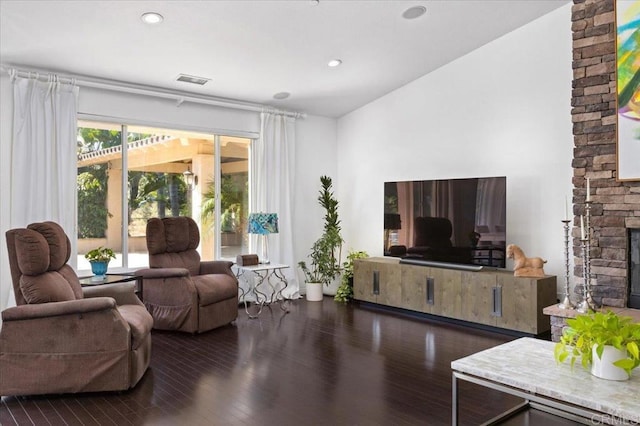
0, 79, 337, 312
336, 5, 574, 297
78, 86, 261, 136
292, 115, 338, 290
0, 3, 576, 311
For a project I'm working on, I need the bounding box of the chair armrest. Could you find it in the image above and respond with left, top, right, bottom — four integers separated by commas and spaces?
199, 260, 234, 277
136, 267, 189, 279
0, 298, 130, 355
1, 298, 116, 322
83, 282, 143, 307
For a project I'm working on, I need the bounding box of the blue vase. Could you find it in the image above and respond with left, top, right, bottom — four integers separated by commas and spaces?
91, 261, 108, 277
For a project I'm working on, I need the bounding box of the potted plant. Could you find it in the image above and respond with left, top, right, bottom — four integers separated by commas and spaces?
554, 311, 640, 380
335, 250, 368, 303
298, 175, 344, 301
298, 235, 336, 302
85, 246, 116, 277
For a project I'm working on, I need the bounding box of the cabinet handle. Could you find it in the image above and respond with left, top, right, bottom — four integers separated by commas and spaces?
426, 277, 434, 305
492, 286, 502, 317
373, 271, 380, 295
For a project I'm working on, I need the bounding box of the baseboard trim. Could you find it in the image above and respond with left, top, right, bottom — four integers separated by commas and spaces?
353, 300, 550, 340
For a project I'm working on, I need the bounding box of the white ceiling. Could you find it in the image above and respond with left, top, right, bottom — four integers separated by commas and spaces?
0, 0, 569, 118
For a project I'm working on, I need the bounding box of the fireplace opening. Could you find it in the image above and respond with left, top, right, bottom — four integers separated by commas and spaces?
630, 229, 640, 309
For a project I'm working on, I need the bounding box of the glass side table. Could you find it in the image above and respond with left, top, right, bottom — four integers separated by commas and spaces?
79, 273, 143, 301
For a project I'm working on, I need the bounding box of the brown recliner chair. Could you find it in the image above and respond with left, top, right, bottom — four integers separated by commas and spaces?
136, 217, 238, 333
1, 221, 153, 397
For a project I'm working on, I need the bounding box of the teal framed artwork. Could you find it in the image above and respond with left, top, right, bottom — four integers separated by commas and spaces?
616, 0, 640, 180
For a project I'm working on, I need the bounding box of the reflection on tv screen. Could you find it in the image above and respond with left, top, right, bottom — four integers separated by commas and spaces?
384, 177, 506, 269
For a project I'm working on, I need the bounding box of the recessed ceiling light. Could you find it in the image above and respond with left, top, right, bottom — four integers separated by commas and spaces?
141, 12, 164, 24
402, 6, 426, 20
328, 59, 342, 67
273, 92, 290, 100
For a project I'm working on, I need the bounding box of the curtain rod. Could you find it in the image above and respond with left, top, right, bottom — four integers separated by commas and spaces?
1, 65, 305, 119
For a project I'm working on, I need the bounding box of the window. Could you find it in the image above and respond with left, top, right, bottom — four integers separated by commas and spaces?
77, 120, 251, 272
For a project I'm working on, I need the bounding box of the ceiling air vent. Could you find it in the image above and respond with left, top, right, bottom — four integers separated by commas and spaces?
176, 74, 210, 85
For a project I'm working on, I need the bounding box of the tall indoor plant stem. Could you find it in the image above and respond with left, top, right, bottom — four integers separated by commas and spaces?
298, 176, 344, 300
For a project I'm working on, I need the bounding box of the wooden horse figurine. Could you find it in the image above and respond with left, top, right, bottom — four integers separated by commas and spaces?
506, 244, 547, 278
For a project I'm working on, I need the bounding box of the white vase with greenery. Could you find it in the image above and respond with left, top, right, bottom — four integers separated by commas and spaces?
554, 311, 640, 381
298, 176, 343, 301
591, 344, 630, 381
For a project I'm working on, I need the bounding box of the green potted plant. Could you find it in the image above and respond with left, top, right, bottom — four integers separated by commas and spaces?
334, 250, 368, 303
298, 175, 344, 301
85, 246, 116, 277
554, 311, 640, 380
298, 236, 337, 301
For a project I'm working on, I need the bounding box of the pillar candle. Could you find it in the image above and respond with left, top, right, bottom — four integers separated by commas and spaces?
565, 196, 569, 220
580, 215, 585, 240
586, 178, 591, 202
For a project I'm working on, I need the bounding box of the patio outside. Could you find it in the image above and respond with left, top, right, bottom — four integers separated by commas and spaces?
76, 121, 250, 273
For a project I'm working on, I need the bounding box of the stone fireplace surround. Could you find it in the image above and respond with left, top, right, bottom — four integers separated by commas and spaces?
571, 0, 640, 309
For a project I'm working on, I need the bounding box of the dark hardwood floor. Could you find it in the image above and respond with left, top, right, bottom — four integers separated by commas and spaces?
1, 298, 578, 425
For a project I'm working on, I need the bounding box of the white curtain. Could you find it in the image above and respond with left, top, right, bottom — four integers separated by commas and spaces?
7, 71, 78, 306
475, 177, 507, 232
396, 181, 414, 247
250, 110, 298, 298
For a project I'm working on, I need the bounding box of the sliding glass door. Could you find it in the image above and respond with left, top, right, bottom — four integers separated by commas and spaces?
77, 120, 251, 272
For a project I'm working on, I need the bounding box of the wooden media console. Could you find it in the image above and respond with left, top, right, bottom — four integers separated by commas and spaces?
353, 257, 557, 335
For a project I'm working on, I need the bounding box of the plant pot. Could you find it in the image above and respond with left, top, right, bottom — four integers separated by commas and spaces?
323, 274, 342, 296
90, 261, 109, 277
306, 282, 324, 302
591, 344, 629, 381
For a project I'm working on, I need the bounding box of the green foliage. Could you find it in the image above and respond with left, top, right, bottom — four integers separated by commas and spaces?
77, 127, 122, 238
554, 311, 640, 377
319, 175, 340, 234
134, 172, 187, 218
298, 234, 340, 285
201, 174, 248, 234
299, 176, 344, 286
334, 250, 368, 303
77, 168, 110, 238
85, 246, 116, 262
334, 283, 353, 303
77, 128, 121, 153
77, 127, 190, 237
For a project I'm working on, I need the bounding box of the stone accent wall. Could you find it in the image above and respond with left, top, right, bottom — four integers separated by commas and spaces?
544, 304, 640, 342
571, 0, 640, 307
550, 316, 569, 343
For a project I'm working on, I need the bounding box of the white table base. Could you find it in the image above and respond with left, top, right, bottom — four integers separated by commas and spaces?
235, 263, 290, 319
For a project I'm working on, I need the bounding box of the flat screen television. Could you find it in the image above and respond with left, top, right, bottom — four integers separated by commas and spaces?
384, 176, 506, 270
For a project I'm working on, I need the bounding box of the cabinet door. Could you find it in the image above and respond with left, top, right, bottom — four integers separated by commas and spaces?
401, 265, 431, 313
353, 260, 377, 303
376, 262, 402, 308
496, 275, 532, 333
497, 275, 556, 334
432, 268, 462, 319
460, 272, 496, 326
